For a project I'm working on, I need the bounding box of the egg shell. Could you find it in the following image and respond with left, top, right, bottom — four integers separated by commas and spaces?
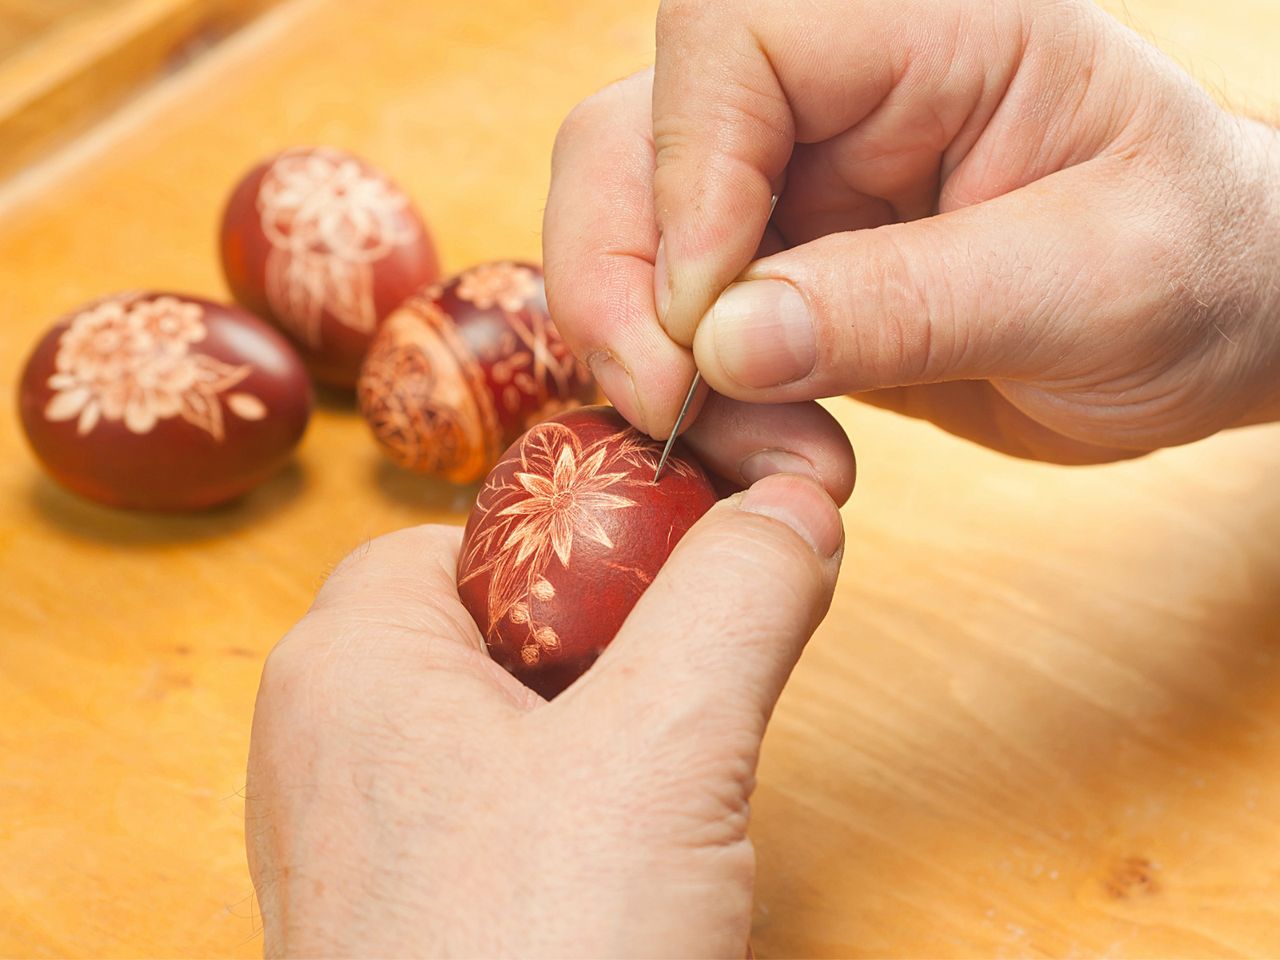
456, 405, 718, 698
220, 146, 440, 388
357, 261, 596, 484
17, 291, 312, 511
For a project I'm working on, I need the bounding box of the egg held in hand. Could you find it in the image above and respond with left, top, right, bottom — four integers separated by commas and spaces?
357, 261, 596, 484
220, 146, 440, 388
17, 291, 312, 511
456, 406, 718, 698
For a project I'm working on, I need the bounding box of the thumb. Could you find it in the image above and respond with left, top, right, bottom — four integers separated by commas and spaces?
565, 472, 844, 740
691, 167, 1129, 402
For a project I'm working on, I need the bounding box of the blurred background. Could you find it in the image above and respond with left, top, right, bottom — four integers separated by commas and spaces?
0, 1, 1278, 958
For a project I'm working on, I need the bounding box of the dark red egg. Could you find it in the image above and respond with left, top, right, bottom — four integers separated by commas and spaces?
456, 405, 717, 698
17, 291, 312, 511
357, 261, 596, 484
220, 146, 439, 388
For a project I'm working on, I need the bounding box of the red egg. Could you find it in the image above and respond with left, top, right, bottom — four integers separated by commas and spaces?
456, 406, 718, 698
17, 291, 312, 511
220, 146, 439, 388
357, 261, 596, 483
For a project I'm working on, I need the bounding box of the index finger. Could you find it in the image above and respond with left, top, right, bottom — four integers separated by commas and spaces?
543, 69, 698, 438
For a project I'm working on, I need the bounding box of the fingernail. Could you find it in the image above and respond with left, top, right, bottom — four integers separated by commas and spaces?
707, 280, 816, 388
739, 474, 843, 558
653, 237, 671, 323
739, 449, 819, 486
588, 352, 646, 432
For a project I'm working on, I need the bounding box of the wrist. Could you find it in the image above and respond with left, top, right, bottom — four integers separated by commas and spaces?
1231, 116, 1280, 426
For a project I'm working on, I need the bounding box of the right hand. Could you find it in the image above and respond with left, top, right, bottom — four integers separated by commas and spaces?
544, 0, 1280, 467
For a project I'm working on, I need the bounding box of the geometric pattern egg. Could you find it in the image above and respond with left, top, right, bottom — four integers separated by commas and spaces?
17, 291, 312, 511
456, 406, 718, 699
220, 146, 440, 389
357, 261, 596, 484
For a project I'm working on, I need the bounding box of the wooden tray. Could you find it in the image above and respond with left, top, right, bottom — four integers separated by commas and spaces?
0, 0, 1277, 955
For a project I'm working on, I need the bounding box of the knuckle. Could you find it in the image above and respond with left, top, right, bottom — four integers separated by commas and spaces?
552, 96, 604, 161
254, 626, 327, 728
317, 524, 457, 606
835, 229, 947, 385
552, 71, 648, 165
655, 0, 709, 45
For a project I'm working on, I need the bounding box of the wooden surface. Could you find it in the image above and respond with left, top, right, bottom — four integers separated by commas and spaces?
0, 0, 1277, 956
0, 0, 285, 184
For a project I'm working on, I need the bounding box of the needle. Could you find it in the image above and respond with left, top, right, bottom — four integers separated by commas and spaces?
653, 193, 780, 483
652, 371, 701, 482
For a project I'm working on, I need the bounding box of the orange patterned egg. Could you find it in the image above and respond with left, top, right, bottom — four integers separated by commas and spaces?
356, 261, 596, 483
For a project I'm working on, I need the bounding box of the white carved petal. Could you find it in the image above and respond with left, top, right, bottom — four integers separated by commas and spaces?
552, 444, 577, 489
44, 387, 90, 422
124, 397, 157, 434
226, 392, 268, 420
577, 445, 608, 481
575, 491, 637, 513
578, 470, 632, 494
513, 470, 554, 498
573, 508, 616, 552
549, 512, 576, 567
498, 496, 553, 519
77, 402, 101, 436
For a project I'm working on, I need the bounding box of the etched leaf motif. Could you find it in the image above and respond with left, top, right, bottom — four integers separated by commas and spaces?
179, 389, 222, 440
227, 392, 268, 420
520, 421, 578, 477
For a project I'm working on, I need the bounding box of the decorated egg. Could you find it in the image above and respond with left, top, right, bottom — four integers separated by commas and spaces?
357, 261, 596, 484
456, 405, 717, 698
18, 291, 312, 511
220, 146, 440, 388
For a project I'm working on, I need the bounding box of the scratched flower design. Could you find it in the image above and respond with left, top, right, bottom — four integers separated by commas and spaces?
499, 439, 636, 568
459, 420, 697, 666
478, 292, 591, 419
43, 295, 267, 440
257, 148, 420, 345
456, 261, 538, 312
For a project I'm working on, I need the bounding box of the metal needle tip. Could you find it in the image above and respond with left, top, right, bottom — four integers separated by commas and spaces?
652, 194, 779, 484
652, 371, 701, 482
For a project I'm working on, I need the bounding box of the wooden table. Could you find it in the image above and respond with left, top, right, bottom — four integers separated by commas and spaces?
1, 1, 1277, 956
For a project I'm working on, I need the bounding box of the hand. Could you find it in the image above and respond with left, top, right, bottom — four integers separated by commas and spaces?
246, 473, 843, 957
544, 0, 1280, 465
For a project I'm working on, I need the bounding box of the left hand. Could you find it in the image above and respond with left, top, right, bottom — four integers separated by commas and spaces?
246, 473, 843, 957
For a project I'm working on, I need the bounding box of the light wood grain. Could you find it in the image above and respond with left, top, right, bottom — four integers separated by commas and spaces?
0, 0, 285, 184
0, 1, 1277, 956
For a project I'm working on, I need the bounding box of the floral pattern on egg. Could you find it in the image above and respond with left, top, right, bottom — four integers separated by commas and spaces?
357, 261, 596, 484
221, 146, 440, 388
43, 295, 266, 441
457, 406, 717, 698
19, 292, 311, 511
